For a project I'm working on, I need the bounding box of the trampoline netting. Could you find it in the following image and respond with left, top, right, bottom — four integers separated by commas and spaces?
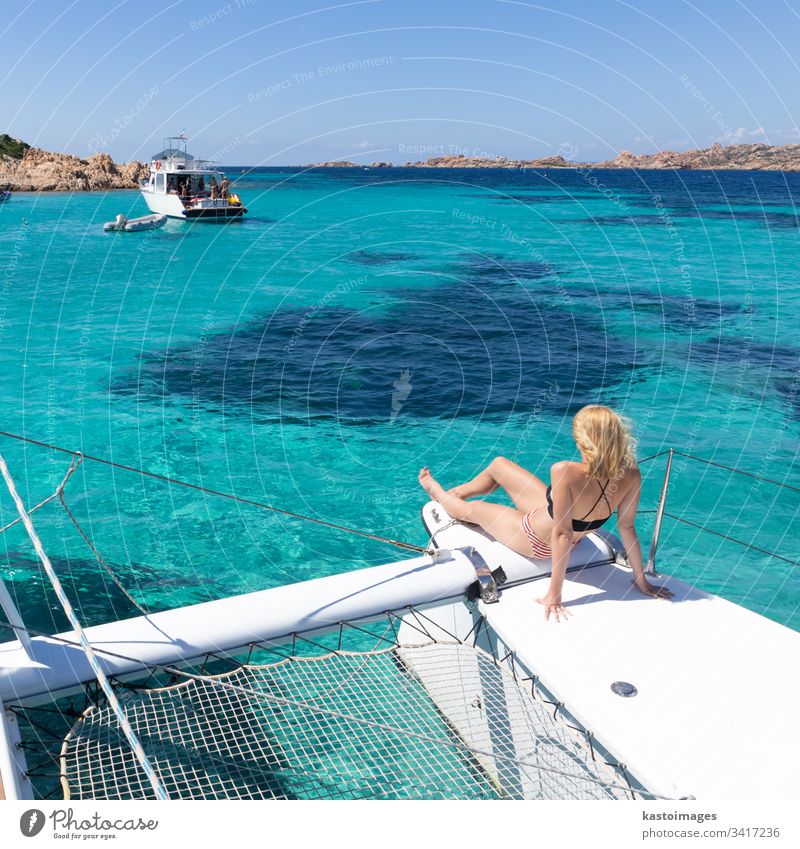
59, 642, 630, 800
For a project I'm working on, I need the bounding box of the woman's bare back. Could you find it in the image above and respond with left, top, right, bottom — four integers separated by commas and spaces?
528, 460, 639, 540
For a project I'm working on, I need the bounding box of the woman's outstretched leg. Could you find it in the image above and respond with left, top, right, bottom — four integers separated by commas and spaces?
420, 467, 533, 557
450, 456, 546, 512
448, 467, 498, 499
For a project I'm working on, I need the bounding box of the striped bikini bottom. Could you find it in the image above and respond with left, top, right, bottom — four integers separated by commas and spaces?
521, 506, 580, 560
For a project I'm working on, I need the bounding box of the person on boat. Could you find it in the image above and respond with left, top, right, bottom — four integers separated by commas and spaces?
197, 176, 205, 195
180, 181, 191, 202
210, 177, 219, 199
220, 177, 230, 199
418, 404, 673, 622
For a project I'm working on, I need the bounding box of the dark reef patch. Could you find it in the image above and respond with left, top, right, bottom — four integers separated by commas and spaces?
569, 214, 669, 227
488, 193, 579, 204
680, 336, 800, 417
559, 285, 742, 330
447, 254, 555, 283
628, 291, 741, 329
693, 209, 800, 229
774, 376, 800, 420
687, 337, 800, 370
0, 551, 158, 635
111, 272, 648, 423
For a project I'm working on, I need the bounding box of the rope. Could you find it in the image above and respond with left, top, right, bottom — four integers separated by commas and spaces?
0, 451, 151, 618
0, 429, 433, 555
637, 450, 672, 465
57, 495, 151, 616
0, 454, 82, 535
0, 452, 169, 800
0, 616, 670, 799
0, 491, 59, 535
3, 429, 794, 561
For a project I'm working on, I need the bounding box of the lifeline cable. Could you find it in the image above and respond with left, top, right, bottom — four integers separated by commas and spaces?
0, 429, 433, 555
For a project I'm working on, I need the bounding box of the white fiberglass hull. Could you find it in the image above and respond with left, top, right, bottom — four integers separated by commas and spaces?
141, 190, 190, 219
141, 190, 246, 220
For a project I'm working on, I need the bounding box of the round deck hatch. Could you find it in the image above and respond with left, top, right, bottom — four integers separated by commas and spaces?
611, 681, 638, 697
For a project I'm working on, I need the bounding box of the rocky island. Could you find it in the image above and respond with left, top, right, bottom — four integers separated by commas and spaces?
5, 134, 800, 192
306, 142, 800, 171
0, 134, 148, 192
592, 142, 800, 170
305, 160, 360, 168
304, 160, 393, 168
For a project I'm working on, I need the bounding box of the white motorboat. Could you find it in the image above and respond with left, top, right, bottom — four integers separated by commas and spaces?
103, 213, 167, 232
0, 444, 798, 801
140, 135, 246, 221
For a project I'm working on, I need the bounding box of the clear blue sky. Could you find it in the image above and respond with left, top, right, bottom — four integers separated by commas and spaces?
2, 0, 799, 164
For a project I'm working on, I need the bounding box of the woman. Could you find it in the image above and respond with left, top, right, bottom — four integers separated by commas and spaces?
418, 404, 673, 622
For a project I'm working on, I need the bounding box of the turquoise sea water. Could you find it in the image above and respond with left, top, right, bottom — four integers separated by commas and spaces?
1, 167, 799, 635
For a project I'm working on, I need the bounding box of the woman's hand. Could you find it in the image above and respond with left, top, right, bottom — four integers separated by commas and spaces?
633, 577, 674, 600
535, 593, 571, 622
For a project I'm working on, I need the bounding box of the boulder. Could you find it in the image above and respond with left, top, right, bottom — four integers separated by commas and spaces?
0, 145, 149, 191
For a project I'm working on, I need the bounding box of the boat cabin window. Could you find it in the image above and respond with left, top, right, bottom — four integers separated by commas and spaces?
180, 175, 211, 196
155, 172, 165, 192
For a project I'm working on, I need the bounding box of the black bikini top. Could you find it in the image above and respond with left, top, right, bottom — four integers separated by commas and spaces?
546, 477, 612, 532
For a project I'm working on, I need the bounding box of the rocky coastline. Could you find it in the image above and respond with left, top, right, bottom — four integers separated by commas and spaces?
306, 142, 800, 171
305, 160, 394, 168
3, 138, 800, 193
0, 142, 148, 192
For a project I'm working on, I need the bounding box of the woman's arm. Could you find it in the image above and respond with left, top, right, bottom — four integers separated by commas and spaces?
617, 468, 674, 599
536, 461, 575, 621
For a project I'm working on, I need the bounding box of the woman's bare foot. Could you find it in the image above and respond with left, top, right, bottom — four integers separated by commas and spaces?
418, 467, 448, 501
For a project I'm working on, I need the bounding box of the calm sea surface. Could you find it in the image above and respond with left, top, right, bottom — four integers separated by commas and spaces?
1, 167, 798, 633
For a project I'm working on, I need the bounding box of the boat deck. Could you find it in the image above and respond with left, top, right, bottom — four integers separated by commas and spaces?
482, 562, 800, 800
0, 551, 485, 706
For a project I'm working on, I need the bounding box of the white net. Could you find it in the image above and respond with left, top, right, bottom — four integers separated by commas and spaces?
60, 642, 630, 800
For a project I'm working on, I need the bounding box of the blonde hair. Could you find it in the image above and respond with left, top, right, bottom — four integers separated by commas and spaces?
572, 405, 637, 480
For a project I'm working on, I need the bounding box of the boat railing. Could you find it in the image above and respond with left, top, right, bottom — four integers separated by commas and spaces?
0, 428, 796, 594
1, 429, 796, 802
639, 447, 799, 576
0, 440, 654, 802
158, 156, 218, 172
644, 448, 673, 576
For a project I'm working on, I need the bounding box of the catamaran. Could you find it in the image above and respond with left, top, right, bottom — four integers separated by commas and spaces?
0, 442, 798, 801
140, 136, 246, 220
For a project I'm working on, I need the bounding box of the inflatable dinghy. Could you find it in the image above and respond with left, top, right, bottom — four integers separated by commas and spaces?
103, 213, 167, 232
